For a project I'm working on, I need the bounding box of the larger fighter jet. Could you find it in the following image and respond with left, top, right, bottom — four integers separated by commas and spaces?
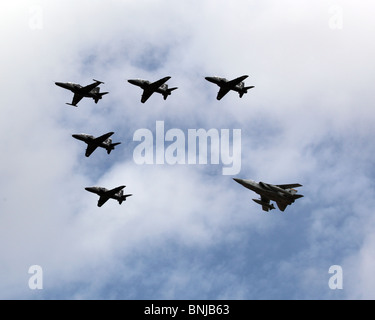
127, 76, 178, 103
233, 178, 303, 212
72, 132, 121, 157
55, 79, 108, 106
85, 185, 133, 207
205, 75, 254, 100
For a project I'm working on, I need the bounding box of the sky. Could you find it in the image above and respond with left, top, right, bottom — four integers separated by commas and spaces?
1, 0, 375, 300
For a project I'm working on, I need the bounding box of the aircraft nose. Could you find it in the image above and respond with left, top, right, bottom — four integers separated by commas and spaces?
85, 187, 96, 193
55, 82, 69, 89
233, 178, 242, 183
127, 79, 138, 85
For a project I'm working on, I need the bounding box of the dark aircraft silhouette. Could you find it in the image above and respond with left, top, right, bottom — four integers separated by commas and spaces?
85, 185, 132, 207
72, 132, 121, 157
233, 178, 303, 212
127, 76, 178, 103
55, 79, 108, 106
205, 75, 254, 100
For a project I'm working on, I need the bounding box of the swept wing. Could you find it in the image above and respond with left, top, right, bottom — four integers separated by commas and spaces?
85, 132, 114, 157
150, 76, 171, 90
276, 183, 303, 189
81, 79, 103, 93
106, 185, 126, 196
217, 87, 231, 100
216, 75, 249, 100
68, 93, 84, 106
227, 75, 248, 86
98, 196, 110, 207
97, 185, 126, 207
141, 76, 171, 103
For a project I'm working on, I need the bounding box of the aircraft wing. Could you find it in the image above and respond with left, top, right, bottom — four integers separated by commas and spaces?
217, 87, 231, 100
93, 132, 114, 144
276, 183, 303, 189
141, 89, 154, 103
69, 93, 84, 106
150, 76, 171, 90
85, 144, 98, 157
84, 132, 114, 157
105, 185, 126, 197
81, 80, 102, 93
97, 196, 110, 207
227, 75, 249, 87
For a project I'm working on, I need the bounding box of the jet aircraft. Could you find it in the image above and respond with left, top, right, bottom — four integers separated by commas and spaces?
127, 76, 178, 103
72, 132, 121, 157
205, 75, 254, 100
55, 79, 108, 106
85, 185, 132, 207
233, 178, 303, 212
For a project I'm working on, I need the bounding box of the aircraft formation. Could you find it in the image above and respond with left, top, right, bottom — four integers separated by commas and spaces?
55, 75, 253, 107
56, 75, 303, 212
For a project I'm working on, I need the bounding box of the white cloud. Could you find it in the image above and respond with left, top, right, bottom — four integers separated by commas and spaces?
1, 0, 375, 300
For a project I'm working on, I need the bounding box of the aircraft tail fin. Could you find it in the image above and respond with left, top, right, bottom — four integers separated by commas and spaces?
107, 142, 121, 154
94, 92, 109, 103
163, 87, 178, 100
119, 193, 133, 205
292, 194, 304, 199
288, 188, 304, 199
239, 86, 255, 98
276, 201, 288, 212
244, 86, 255, 90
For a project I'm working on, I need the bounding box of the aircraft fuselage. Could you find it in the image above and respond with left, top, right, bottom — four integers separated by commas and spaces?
128, 79, 170, 94
85, 185, 132, 207
72, 133, 113, 148
85, 186, 124, 202
233, 178, 295, 204
55, 82, 96, 97
205, 76, 246, 93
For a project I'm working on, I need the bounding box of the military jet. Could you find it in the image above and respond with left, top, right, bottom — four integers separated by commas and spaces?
233, 178, 303, 212
72, 132, 121, 157
85, 185, 132, 207
205, 75, 254, 100
127, 76, 178, 103
55, 79, 108, 106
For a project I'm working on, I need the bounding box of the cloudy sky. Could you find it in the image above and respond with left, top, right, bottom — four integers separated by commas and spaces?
1, 0, 375, 300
